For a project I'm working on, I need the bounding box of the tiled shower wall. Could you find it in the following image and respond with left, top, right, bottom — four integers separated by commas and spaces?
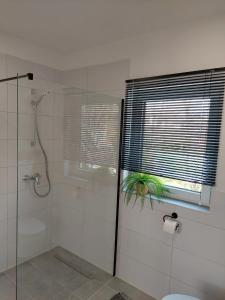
62, 60, 225, 300
0, 53, 64, 272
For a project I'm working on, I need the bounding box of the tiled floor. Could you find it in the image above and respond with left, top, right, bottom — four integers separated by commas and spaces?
1, 247, 155, 300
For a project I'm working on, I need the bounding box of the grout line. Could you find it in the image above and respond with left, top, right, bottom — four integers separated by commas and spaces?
120, 225, 173, 248
86, 277, 115, 300
172, 246, 225, 269
168, 236, 175, 294
118, 249, 171, 278
169, 275, 203, 297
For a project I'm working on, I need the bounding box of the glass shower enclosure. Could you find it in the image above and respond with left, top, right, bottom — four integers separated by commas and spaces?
16, 79, 121, 299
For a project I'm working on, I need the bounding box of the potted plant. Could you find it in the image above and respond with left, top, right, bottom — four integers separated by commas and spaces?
121, 172, 168, 209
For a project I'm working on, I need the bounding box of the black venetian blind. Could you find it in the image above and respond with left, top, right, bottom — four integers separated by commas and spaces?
121, 68, 225, 186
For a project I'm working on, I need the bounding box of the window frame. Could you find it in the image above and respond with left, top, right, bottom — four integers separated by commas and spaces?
166, 184, 211, 207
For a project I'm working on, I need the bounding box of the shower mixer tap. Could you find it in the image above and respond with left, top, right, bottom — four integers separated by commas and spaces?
23, 173, 41, 185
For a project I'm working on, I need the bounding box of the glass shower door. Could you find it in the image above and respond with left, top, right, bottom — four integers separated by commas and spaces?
63, 90, 121, 273
16, 82, 121, 299
16, 84, 54, 300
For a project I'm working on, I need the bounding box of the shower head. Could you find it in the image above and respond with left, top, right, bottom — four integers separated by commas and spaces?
31, 91, 50, 107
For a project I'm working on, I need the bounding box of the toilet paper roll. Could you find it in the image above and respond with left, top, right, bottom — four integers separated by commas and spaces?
163, 218, 178, 234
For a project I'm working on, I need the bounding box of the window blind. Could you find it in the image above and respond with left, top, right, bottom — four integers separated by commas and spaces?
64, 95, 120, 169
121, 68, 225, 186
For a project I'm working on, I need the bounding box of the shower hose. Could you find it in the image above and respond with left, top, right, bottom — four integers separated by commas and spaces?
33, 107, 51, 197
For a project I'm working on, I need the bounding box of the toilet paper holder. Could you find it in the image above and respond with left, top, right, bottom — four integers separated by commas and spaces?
163, 212, 181, 232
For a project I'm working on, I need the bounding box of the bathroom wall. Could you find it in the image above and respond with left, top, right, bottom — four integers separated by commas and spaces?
0, 13, 224, 300
62, 16, 225, 300
0, 53, 64, 272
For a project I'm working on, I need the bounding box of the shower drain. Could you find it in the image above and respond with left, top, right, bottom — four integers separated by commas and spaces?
111, 292, 130, 300
54, 254, 93, 279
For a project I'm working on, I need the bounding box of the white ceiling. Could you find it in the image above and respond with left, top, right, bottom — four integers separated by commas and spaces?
0, 0, 225, 54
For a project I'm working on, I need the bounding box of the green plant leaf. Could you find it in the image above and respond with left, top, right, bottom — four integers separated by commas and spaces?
121, 172, 167, 209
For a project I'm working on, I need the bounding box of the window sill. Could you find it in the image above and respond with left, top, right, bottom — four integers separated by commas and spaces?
151, 195, 210, 213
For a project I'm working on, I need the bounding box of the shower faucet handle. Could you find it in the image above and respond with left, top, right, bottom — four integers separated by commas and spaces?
23, 173, 41, 185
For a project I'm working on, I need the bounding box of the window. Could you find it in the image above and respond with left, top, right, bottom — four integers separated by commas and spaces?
80, 102, 119, 172
121, 68, 225, 206
64, 94, 120, 178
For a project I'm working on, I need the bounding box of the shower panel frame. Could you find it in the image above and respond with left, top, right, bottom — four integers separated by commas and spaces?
16, 73, 33, 300
0, 73, 34, 300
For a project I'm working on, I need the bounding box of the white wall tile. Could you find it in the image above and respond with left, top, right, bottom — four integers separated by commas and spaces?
8, 139, 17, 166
0, 53, 7, 79
83, 182, 117, 223
51, 161, 64, 184
19, 86, 32, 114
18, 114, 34, 140
119, 227, 172, 275
119, 201, 173, 246
0, 219, 7, 272
0, 194, 7, 221
7, 241, 17, 268
17, 189, 49, 217
0, 139, 7, 167
8, 84, 32, 114
53, 183, 82, 212
37, 115, 53, 140
174, 218, 225, 266
7, 193, 17, 219
0, 83, 7, 112
170, 278, 204, 300
7, 84, 17, 113
0, 112, 7, 139
53, 116, 64, 139
118, 252, 170, 300
0, 167, 7, 195
7, 112, 17, 139
7, 166, 17, 194
172, 248, 225, 295
53, 93, 64, 117
53, 140, 63, 162
18, 139, 53, 165
7, 218, 17, 246
82, 215, 115, 272
57, 205, 83, 256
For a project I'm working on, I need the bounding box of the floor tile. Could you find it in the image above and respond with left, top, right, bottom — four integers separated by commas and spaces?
1, 248, 156, 300
108, 278, 155, 300
72, 279, 103, 300
0, 273, 16, 300
88, 285, 118, 300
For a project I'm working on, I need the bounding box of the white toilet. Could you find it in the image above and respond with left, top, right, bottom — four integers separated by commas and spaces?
162, 294, 200, 300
